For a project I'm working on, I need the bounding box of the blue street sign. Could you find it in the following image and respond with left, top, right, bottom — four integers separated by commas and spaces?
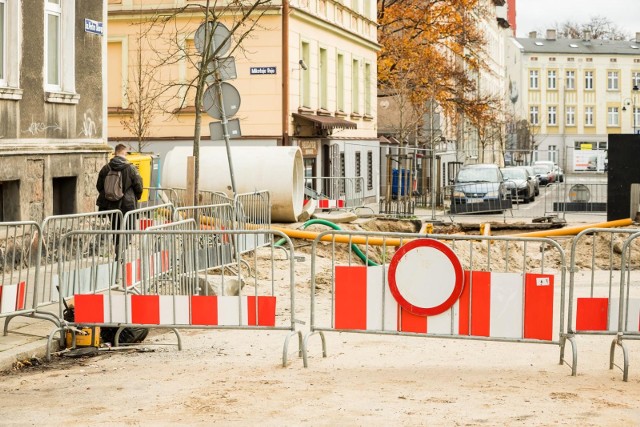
84, 19, 104, 36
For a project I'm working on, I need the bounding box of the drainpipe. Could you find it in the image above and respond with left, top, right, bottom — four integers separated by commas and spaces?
282, 1, 290, 146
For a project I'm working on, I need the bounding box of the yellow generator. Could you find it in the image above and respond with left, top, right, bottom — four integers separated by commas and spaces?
125, 152, 160, 203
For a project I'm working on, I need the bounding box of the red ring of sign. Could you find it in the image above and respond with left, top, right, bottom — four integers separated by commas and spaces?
388, 238, 464, 317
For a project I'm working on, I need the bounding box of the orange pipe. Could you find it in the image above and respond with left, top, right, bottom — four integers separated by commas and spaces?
270, 225, 406, 247
510, 218, 633, 238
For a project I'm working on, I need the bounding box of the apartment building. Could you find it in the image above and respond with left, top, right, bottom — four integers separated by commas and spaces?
510, 30, 640, 172
107, 0, 379, 201
460, 0, 510, 166
0, 0, 109, 221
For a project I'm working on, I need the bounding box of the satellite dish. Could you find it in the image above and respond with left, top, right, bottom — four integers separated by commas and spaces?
202, 82, 241, 120
194, 22, 232, 58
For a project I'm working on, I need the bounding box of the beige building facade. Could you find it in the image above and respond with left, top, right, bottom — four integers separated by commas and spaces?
107, 0, 379, 201
510, 30, 640, 172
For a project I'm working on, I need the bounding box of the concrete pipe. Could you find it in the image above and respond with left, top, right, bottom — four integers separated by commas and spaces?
162, 146, 305, 222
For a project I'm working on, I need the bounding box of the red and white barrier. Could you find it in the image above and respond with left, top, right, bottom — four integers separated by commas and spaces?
0, 281, 26, 314
125, 250, 170, 287
334, 266, 555, 341
73, 293, 276, 327
317, 199, 345, 209
576, 297, 640, 332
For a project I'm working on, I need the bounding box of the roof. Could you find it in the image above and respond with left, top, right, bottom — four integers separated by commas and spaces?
515, 37, 640, 55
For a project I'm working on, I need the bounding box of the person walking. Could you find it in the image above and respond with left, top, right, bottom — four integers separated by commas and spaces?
96, 144, 143, 252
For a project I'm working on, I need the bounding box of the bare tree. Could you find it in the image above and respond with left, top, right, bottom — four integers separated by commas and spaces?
540, 15, 630, 40
120, 11, 164, 153
148, 0, 273, 204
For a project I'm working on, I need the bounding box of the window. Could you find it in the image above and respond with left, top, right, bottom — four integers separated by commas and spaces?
548, 106, 557, 125
355, 152, 361, 192
529, 70, 539, 89
351, 59, 359, 113
585, 106, 594, 126
43, 0, 75, 100
0, 180, 20, 221
548, 145, 557, 163
336, 53, 344, 112
52, 177, 77, 215
45, 0, 61, 89
364, 62, 371, 116
301, 41, 310, 108
367, 151, 373, 190
607, 107, 619, 126
565, 70, 575, 90
363, 0, 371, 18
634, 107, 640, 130
547, 70, 556, 89
607, 71, 619, 90
566, 106, 575, 126
319, 47, 327, 110
633, 71, 640, 88
529, 106, 539, 125
584, 71, 594, 90
107, 41, 124, 108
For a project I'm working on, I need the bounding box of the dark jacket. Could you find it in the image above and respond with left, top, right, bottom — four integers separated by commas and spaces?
96, 156, 143, 213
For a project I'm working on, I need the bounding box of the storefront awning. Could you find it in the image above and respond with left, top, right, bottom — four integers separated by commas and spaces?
292, 113, 357, 131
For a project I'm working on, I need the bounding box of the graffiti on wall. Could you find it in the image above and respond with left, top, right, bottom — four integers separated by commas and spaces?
24, 117, 62, 136
79, 110, 98, 138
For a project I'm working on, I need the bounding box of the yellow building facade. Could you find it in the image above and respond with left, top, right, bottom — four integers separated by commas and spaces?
107, 0, 380, 200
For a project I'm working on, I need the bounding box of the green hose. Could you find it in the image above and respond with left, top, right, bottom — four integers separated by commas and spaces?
275, 218, 379, 266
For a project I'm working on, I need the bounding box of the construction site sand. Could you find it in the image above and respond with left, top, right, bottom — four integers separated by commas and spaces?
2, 219, 640, 424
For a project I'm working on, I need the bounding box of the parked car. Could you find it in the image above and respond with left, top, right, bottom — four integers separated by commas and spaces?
534, 161, 563, 183
533, 164, 556, 185
451, 164, 509, 213
521, 165, 540, 196
501, 167, 535, 203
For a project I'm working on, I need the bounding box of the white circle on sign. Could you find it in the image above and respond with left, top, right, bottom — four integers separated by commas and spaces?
393, 246, 456, 309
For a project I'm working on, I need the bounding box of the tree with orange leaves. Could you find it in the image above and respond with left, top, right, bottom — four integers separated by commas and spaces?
377, 0, 503, 159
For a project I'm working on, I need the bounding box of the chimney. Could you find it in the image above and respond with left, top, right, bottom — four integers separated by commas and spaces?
529, 31, 537, 39
583, 30, 592, 41
546, 29, 557, 41
636, 32, 640, 43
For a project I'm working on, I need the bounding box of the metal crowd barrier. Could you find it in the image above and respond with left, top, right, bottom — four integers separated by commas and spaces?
170, 188, 232, 208
46, 229, 301, 365
0, 222, 49, 333
235, 191, 271, 254
445, 183, 512, 216
304, 176, 365, 211
173, 203, 235, 232
122, 203, 174, 231
545, 181, 607, 217
566, 227, 640, 380
36, 211, 122, 310
141, 187, 180, 209
174, 204, 237, 269
610, 231, 640, 381
302, 230, 571, 371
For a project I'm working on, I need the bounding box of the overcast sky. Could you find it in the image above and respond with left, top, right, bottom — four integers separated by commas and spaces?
516, 0, 639, 38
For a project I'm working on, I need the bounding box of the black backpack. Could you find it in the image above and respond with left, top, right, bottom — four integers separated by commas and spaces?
104, 165, 124, 202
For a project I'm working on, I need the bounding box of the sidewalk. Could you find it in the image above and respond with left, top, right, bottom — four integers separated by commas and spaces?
0, 313, 59, 372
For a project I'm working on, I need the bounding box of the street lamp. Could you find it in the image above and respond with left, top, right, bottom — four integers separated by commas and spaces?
622, 85, 639, 134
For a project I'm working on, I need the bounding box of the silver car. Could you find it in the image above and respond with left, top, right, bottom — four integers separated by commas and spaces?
501, 167, 536, 203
